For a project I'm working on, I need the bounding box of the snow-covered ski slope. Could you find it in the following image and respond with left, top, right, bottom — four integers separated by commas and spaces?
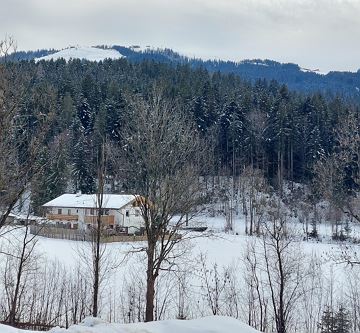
0, 316, 260, 333
35, 46, 123, 62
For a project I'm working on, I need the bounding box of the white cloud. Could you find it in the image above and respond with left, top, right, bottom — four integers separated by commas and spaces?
1, 0, 359, 72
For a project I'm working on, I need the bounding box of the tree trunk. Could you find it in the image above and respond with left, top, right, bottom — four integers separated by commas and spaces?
8, 224, 35, 325
93, 142, 106, 317
145, 272, 156, 322
145, 241, 156, 322
8, 253, 25, 325
277, 239, 286, 333
92, 226, 101, 317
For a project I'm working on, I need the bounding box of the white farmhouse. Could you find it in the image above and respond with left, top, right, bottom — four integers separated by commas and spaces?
42, 193, 144, 234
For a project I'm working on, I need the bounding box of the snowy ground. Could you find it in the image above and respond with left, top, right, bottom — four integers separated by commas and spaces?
35, 46, 124, 62
30, 213, 352, 271
0, 209, 358, 331
0, 316, 260, 333
6, 213, 352, 297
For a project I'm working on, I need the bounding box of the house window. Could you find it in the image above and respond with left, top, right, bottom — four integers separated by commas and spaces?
90, 208, 94, 215
135, 209, 140, 217
68, 209, 71, 215
126, 210, 129, 217
58, 209, 62, 215
104, 209, 110, 215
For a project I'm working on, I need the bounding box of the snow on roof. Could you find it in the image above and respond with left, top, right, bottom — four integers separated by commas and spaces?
35, 46, 124, 62
42, 194, 136, 210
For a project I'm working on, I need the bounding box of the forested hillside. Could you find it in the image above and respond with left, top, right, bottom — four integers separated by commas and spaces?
7, 45, 360, 100
1, 57, 359, 213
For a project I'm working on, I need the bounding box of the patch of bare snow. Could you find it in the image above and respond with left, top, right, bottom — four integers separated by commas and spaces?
35, 46, 123, 62
300, 67, 327, 75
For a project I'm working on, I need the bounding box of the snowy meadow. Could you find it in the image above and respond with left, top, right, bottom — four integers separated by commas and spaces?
1, 201, 359, 333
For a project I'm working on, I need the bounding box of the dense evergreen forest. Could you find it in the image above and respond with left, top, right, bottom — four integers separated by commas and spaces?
3, 58, 359, 212
8, 46, 360, 100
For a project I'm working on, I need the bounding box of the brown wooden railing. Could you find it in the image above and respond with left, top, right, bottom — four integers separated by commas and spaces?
84, 215, 115, 225
46, 214, 79, 221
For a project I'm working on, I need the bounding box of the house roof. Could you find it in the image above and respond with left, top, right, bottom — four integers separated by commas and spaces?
42, 194, 136, 210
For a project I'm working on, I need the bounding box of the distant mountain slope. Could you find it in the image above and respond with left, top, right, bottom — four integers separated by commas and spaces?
35, 46, 124, 62
8, 44, 360, 99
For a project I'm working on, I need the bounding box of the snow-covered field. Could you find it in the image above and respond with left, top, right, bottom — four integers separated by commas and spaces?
0, 316, 260, 333
35, 46, 124, 62
30, 214, 352, 272
1, 208, 359, 332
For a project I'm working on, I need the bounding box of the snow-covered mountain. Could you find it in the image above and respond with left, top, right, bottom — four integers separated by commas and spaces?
11, 44, 360, 98
35, 46, 124, 62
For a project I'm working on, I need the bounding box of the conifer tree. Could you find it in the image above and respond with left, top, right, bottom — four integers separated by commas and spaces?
77, 97, 93, 134
335, 306, 351, 333
319, 306, 336, 333
71, 117, 95, 194
319, 306, 351, 333
31, 133, 70, 213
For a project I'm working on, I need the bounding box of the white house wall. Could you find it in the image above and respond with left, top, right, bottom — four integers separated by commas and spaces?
118, 204, 144, 234
113, 209, 122, 225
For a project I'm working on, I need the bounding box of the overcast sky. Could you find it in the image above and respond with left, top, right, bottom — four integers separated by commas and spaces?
1, 0, 360, 72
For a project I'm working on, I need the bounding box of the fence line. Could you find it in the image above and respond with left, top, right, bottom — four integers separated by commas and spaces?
0, 321, 56, 331
30, 225, 149, 243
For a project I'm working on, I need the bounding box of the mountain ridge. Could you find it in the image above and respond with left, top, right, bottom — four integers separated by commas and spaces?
6, 44, 360, 100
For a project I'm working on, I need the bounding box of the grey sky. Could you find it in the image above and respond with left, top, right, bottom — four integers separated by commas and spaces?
1, 0, 360, 72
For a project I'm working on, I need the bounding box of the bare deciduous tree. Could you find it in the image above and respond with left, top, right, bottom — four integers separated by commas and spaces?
118, 267, 146, 323
1, 220, 39, 326
313, 110, 360, 226
0, 36, 50, 230
261, 202, 308, 333
118, 90, 207, 321
0, 36, 17, 62
299, 254, 325, 333
334, 111, 360, 224
243, 240, 269, 332
198, 254, 229, 316
92, 141, 107, 317
75, 140, 115, 318
241, 166, 269, 236
0, 40, 23, 228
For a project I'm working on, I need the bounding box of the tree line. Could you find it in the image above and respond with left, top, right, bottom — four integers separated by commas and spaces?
0, 55, 358, 212
7, 45, 360, 100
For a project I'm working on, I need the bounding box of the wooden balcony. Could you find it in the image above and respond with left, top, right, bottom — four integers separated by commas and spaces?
46, 214, 79, 221
84, 215, 115, 225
